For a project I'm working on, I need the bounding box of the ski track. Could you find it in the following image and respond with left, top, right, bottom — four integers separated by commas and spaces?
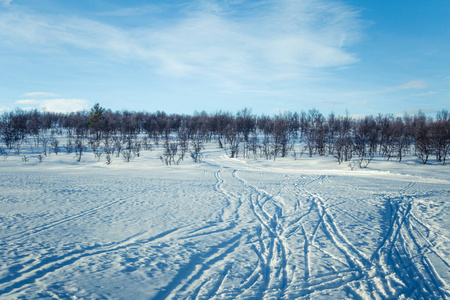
153, 233, 243, 300
1, 150, 449, 299
1, 191, 147, 243
215, 161, 449, 299
0, 228, 181, 297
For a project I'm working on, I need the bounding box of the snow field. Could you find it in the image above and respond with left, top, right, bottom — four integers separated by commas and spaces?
0, 144, 449, 299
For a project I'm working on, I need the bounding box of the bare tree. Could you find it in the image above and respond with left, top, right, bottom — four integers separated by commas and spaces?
354, 117, 376, 168
272, 115, 290, 159
37, 154, 44, 163
414, 112, 431, 164
51, 138, 60, 155
428, 110, 450, 165
114, 137, 122, 158
224, 122, 241, 158
121, 149, 133, 162
132, 141, 142, 158
191, 137, 203, 163
41, 138, 49, 156
160, 141, 182, 165
105, 154, 113, 165
74, 139, 86, 162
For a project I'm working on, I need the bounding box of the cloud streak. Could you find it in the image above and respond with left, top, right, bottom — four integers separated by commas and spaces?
16, 99, 89, 113
0, 0, 12, 6
386, 80, 426, 92
22, 92, 61, 98
0, 0, 363, 89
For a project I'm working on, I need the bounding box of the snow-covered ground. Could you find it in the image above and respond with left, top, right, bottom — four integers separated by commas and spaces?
1, 144, 449, 299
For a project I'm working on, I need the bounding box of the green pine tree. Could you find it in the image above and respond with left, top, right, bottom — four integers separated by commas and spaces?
88, 103, 105, 139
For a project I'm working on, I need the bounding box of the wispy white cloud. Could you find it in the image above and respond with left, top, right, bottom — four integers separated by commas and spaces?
145, 0, 362, 82
16, 99, 39, 105
0, 0, 364, 89
41, 99, 89, 113
413, 91, 438, 97
22, 92, 61, 98
0, 0, 12, 6
386, 80, 426, 92
322, 100, 345, 105
97, 4, 164, 17
16, 99, 89, 113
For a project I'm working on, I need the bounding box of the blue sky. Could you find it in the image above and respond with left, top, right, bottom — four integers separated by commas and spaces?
0, 0, 449, 116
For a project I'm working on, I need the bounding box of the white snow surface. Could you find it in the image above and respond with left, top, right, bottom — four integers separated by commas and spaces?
1, 145, 449, 299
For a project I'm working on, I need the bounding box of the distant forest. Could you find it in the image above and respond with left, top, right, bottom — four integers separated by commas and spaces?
1, 105, 449, 166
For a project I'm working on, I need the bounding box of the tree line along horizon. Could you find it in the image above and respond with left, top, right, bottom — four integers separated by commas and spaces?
1, 104, 449, 166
